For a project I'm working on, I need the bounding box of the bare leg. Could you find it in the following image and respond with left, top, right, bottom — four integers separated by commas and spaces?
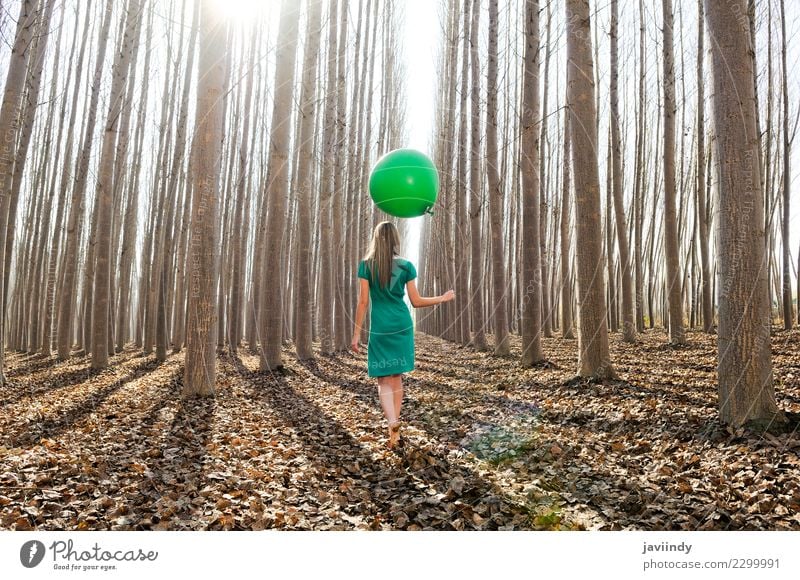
377, 377, 397, 423
377, 377, 399, 447
391, 374, 404, 419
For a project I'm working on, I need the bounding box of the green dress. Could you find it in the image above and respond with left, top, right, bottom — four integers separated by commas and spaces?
357, 257, 417, 377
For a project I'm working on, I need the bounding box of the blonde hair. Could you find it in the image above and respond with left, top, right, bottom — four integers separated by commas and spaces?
364, 221, 400, 289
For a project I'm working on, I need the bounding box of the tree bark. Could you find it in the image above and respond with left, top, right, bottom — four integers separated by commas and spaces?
184, 0, 227, 397
468, 0, 486, 351
538, 2, 553, 339
454, 0, 471, 347
696, 0, 713, 333
259, 0, 301, 370
560, 106, 574, 339
605, 132, 617, 333
227, 26, 257, 354
56, 1, 114, 361
633, 0, 647, 333
332, 0, 349, 352
9, 0, 57, 354
317, 0, 339, 356
661, 0, 686, 345
0, 0, 38, 382
610, 0, 635, 342
779, 0, 793, 330
91, 0, 144, 368
485, 0, 509, 355
520, 0, 543, 366
565, 0, 613, 379
705, 0, 785, 429
294, 0, 323, 360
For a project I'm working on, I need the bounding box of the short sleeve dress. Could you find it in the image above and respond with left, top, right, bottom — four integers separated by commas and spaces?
357, 256, 417, 377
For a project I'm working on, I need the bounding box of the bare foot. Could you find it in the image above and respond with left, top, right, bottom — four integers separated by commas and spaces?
388, 421, 401, 449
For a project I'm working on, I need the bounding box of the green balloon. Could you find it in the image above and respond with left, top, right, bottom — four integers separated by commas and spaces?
368, 149, 439, 218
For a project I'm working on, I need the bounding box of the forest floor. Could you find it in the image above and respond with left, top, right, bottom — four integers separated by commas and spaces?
1, 328, 799, 531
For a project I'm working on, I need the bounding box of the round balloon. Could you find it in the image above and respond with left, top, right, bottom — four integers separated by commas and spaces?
368, 149, 439, 218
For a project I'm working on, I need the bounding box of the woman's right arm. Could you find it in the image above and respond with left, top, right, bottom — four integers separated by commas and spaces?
351, 278, 370, 352
406, 279, 455, 309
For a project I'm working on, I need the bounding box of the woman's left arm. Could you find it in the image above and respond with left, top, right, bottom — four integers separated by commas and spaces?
351, 278, 370, 352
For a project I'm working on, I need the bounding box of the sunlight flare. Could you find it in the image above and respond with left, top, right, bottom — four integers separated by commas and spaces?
207, 0, 268, 23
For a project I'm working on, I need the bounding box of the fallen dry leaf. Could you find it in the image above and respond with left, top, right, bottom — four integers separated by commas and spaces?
0, 330, 798, 531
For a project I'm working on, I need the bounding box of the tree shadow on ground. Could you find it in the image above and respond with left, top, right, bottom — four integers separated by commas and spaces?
1, 351, 143, 408
135, 382, 216, 529
309, 354, 544, 453
6, 357, 167, 448
227, 353, 537, 530
0, 366, 108, 409
4, 353, 64, 377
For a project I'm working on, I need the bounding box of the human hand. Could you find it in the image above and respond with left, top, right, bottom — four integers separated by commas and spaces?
351, 335, 360, 353
441, 289, 455, 303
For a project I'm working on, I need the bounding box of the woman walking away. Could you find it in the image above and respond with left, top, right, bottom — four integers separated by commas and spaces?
351, 221, 455, 450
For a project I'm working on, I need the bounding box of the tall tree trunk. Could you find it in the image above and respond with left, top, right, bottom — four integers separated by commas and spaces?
520, 0, 543, 366
610, 0, 635, 342
605, 133, 617, 333
764, 0, 775, 320
696, 0, 713, 332
259, 0, 301, 371
92, 0, 144, 369
468, 0, 486, 351
184, 0, 227, 397
142, 5, 181, 355
633, 0, 647, 333
43, 0, 94, 357
56, 1, 114, 361
9, 0, 57, 354
227, 28, 257, 355
117, 5, 153, 352
437, 0, 459, 343
779, 0, 793, 330
539, 2, 553, 339
486, 0, 509, 355
705, 0, 786, 429
158, 1, 199, 361
294, 0, 322, 360
0, 0, 38, 382
317, 0, 339, 356
107, 0, 145, 357
454, 0, 471, 347
565, 0, 613, 379
560, 106, 574, 339
661, 0, 686, 345
332, 0, 349, 352
344, 0, 367, 339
